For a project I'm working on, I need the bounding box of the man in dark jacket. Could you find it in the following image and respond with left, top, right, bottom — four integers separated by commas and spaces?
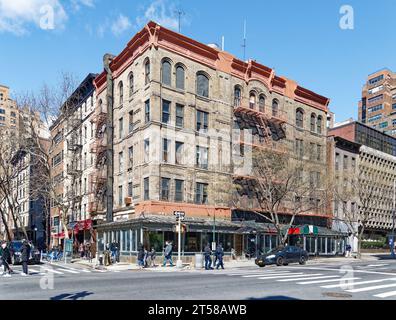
2, 241, 12, 277
204, 243, 213, 270
21, 240, 30, 276
215, 243, 225, 270
137, 243, 145, 268
162, 241, 174, 267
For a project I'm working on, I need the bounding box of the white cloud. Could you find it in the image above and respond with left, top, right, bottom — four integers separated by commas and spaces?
71, 0, 95, 11
136, 0, 188, 32
111, 14, 132, 36
0, 0, 68, 35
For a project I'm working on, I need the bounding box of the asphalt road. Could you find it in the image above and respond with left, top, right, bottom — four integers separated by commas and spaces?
1, 260, 396, 300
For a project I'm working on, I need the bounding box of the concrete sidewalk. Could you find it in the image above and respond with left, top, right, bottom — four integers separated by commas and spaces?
69, 253, 393, 272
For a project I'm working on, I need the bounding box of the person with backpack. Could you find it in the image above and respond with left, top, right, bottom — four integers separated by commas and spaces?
162, 241, 174, 267
137, 243, 145, 268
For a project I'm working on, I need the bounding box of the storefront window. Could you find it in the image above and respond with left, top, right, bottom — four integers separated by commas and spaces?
265, 235, 270, 253
148, 231, 164, 252
185, 232, 200, 252
131, 230, 136, 252
271, 235, 278, 249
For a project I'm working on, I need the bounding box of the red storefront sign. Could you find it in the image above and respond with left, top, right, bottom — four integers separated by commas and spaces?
288, 227, 301, 235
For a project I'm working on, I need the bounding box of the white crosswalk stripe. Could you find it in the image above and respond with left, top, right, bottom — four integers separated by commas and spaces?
42, 268, 64, 274
257, 273, 306, 280
321, 278, 396, 289
56, 268, 80, 274
241, 272, 294, 278
346, 283, 396, 293
374, 291, 396, 298
278, 275, 339, 282
297, 277, 360, 285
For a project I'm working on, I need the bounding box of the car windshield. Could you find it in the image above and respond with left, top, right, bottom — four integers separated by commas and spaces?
266, 247, 284, 254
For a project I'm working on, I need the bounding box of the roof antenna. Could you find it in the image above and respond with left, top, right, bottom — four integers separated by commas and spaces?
174, 9, 185, 33
242, 19, 247, 61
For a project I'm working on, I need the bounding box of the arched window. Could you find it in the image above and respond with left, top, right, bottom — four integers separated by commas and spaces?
296, 108, 304, 128
118, 81, 123, 105
249, 92, 256, 109
176, 65, 185, 90
196, 72, 209, 97
259, 95, 265, 112
98, 99, 103, 112
317, 115, 323, 134
161, 60, 172, 86
144, 59, 150, 85
234, 86, 242, 107
310, 113, 316, 132
128, 73, 134, 97
272, 99, 279, 117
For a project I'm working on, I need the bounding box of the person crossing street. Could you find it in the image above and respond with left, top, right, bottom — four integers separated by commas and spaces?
1, 241, 13, 277
21, 239, 31, 276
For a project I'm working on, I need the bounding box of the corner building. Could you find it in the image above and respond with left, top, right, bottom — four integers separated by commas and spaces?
92, 21, 340, 261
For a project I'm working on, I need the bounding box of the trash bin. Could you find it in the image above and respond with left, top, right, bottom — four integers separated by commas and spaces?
195, 254, 203, 269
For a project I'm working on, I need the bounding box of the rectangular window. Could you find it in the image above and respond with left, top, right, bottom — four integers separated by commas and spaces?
118, 185, 123, 206
343, 155, 348, 170
161, 178, 170, 201
144, 139, 149, 163
351, 157, 356, 169
162, 100, 171, 124
0, 116, 5, 121
368, 94, 383, 104
0, 109, 5, 114
368, 74, 384, 85
144, 177, 149, 200
367, 104, 383, 114
196, 110, 209, 132
295, 139, 304, 159
379, 121, 388, 129
128, 182, 133, 197
162, 139, 170, 163
119, 151, 124, 173
368, 114, 382, 123
128, 146, 133, 168
175, 179, 184, 202
309, 143, 315, 161
195, 182, 208, 204
176, 104, 184, 128
145, 100, 150, 123
129, 111, 134, 133
317, 145, 321, 162
119, 118, 123, 139
196, 146, 209, 169
175, 141, 184, 165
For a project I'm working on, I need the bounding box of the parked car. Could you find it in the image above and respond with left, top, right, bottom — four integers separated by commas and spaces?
255, 246, 308, 267
9, 241, 41, 265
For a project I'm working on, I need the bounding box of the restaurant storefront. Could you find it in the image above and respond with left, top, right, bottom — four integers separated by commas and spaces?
95, 215, 347, 262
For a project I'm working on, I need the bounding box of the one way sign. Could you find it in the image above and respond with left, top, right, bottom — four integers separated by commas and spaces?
174, 211, 185, 220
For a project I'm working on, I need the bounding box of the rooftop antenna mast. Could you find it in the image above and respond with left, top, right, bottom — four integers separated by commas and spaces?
175, 9, 185, 33
242, 19, 247, 61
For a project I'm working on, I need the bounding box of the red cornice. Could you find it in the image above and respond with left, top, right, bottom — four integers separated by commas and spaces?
93, 21, 330, 112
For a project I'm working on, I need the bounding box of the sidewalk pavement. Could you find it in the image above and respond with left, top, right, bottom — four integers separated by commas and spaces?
69, 253, 394, 272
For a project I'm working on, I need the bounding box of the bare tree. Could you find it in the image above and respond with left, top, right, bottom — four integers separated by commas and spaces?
232, 147, 331, 246
333, 167, 381, 257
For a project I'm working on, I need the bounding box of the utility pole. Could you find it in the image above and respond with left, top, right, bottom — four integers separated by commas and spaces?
175, 9, 185, 33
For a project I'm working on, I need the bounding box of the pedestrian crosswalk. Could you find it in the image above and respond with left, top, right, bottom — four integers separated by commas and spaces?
2, 263, 121, 278
207, 267, 396, 299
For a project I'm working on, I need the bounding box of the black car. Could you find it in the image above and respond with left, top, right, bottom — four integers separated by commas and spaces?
9, 241, 41, 265
255, 246, 308, 267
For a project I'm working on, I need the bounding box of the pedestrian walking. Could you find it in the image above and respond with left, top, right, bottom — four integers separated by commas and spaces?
150, 248, 156, 267
21, 240, 31, 276
1, 242, 12, 277
79, 243, 84, 259
231, 248, 236, 260
162, 241, 174, 267
204, 243, 213, 270
215, 243, 225, 270
137, 243, 145, 268
104, 243, 111, 266
345, 244, 352, 257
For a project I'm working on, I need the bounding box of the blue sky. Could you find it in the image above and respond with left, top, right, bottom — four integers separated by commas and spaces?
0, 0, 395, 122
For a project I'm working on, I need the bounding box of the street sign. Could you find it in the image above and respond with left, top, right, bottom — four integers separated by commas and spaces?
174, 211, 185, 221
65, 239, 73, 253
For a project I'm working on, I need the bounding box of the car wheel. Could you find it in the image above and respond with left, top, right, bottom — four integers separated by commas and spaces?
258, 264, 265, 268
299, 256, 307, 265
276, 257, 284, 266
